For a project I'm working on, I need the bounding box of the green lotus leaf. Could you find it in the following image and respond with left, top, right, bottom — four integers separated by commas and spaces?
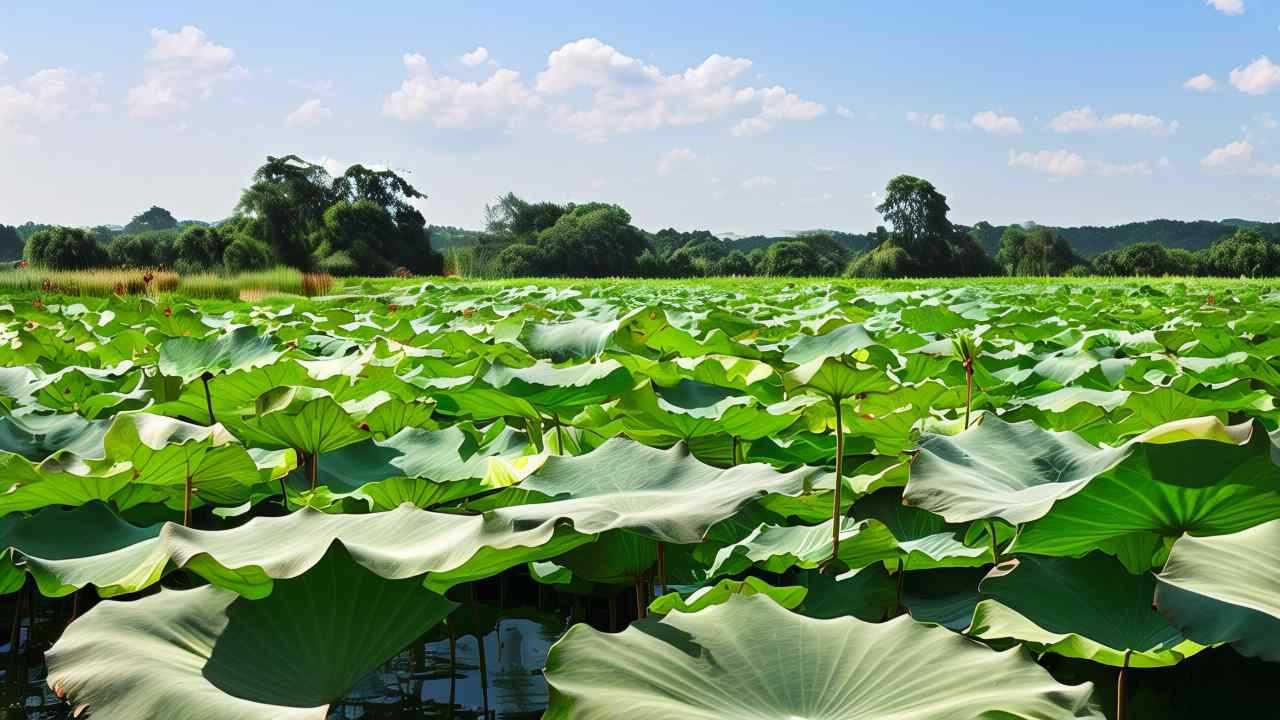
157, 326, 282, 383
705, 518, 899, 577
0, 503, 166, 597
1154, 520, 1280, 661
649, 576, 807, 615
46, 543, 457, 720
480, 359, 633, 411
796, 564, 899, 621
543, 593, 1104, 719
782, 322, 878, 365
614, 379, 808, 442
784, 356, 898, 400
0, 412, 111, 461
498, 438, 826, 544
232, 386, 370, 454
971, 554, 1204, 667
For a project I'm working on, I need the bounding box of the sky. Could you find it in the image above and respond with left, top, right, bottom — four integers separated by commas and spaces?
2, 1, 1279, 235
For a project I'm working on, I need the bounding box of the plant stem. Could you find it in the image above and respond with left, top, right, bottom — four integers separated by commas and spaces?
963, 360, 974, 429
635, 579, 647, 620
831, 395, 845, 562
731, 436, 741, 465
656, 543, 667, 596
1116, 650, 1132, 720
477, 630, 490, 720
183, 455, 193, 527
308, 451, 318, 491
895, 557, 905, 614
201, 373, 217, 425
986, 519, 1000, 564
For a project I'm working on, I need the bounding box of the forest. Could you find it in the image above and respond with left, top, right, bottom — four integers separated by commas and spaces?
4, 155, 1280, 279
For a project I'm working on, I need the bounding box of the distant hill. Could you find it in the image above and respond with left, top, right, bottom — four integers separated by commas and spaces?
968, 219, 1280, 258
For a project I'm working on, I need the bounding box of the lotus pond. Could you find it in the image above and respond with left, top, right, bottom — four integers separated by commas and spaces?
1, 278, 1278, 719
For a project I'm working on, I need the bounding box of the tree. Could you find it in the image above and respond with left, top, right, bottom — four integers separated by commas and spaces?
493, 244, 543, 277
107, 230, 178, 268
224, 236, 273, 273
875, 175, 955, 263
713, 250, 753, 276
236, 155, 338, 268
534, 203, 649, 277
847, 244, 915, 278
0, 224, 21, 261
319, 201, 400, 276
996, 226, 1081, 276
23, 226, 108, 269
124, 206, 179, 234
485, 193, 566, 239
760, 241, 819, 276
1203, 229, 1279, 277
174, 226, 230, 272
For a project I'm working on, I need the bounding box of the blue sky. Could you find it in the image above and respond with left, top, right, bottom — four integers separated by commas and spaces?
2, 1, 1279, 234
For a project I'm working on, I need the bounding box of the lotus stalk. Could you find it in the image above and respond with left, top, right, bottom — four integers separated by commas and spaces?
951, 331, 979, 429
656, 542, 668, 596
986, 519, 1000, 564
829, 393, 846, 563
1116, 650, 1132, 720
200, 371, 216, 425
477, 630, 490, 719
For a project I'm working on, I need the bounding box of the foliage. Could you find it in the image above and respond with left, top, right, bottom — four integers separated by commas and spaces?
23, 226, 108, 269
123, 206, 179, 235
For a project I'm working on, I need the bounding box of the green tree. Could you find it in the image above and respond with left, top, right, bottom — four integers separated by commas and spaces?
1203, 229, 1279, 277
996, 226, 1081, 276
174, 226, 230, 272
876, 175, 954, 262
223, 236, 273, 273
24, 226, 108, 269
493, 243, 543, 277
760, 241, 819, 276
0, 224, 21, 261
124, 206, 179, 234
485, 193, 566, 239
319, 201, 400, 276
533, 203, 648, 277
236, 155, 338, 268
713, 250, 753, 276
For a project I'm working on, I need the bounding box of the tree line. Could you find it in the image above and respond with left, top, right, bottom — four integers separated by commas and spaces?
4, 161, 1279, 278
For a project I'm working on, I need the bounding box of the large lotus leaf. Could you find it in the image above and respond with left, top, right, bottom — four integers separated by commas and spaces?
783, 356, 898, 400
705, 519, 899, 577
1154, 520, 1280, 661
0, 503, 166, 596
151, 361, 311, 425
904, 415, 1132, 525
157, 326, 282, 383
496, 438, 826, 544
970, 554, 1203, 667
649, 576, 807, 615
1013, 418, 1280, 558
782, 322, 879, 365
232, 386, 371, 454
614, 379, 808, 442
46, 544, 457, 720
543, 593, 1104, 720
479, 359, 633, 411
853, 487, 991, 570
796, 564, 899, 621
0, 412, 111, 461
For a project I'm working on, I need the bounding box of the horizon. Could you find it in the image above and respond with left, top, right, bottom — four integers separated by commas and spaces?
3, 1, 1280, 234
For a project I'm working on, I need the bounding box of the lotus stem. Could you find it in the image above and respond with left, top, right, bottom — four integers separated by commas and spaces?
895, 557, 905, 615
986, 519, 1000, 564
183, 456, 193, 527
477, 630, 490, 719
1116, 650, 1132, 720
731, 436, 741, 465
656, 543, 668, 596
551, 413, 565, 455
308, 451, 319, 491
201, 371, 216, 425
635, 579, 647, 619
830, 394, 845, 562
447, 619, 456, 719
963, 359, 973, 430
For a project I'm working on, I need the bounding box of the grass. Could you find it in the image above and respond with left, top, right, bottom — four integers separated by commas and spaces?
0, 266, 336, 299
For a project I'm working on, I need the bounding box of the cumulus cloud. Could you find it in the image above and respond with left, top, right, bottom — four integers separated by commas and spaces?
971, 110, 1022, 135
906, 111, 946, 130
460, 47, 490, 67
0, 51, 8, 66
285, 98, 332, 128
533, 38, 823, 141
835, 104, 854, 119
0, 67, 107, 134
1230, 56, 1280, 95
740, 175, 776, 190
1201, 139, 1280, 175
657, 147, 696, 176
1048, 107, 1175, 135
1184, 73, 1216, 91
1207, 0, 1244, 15
1008, 149, 1088, 178
127, 26, 245, 118
383, 53, 540, 128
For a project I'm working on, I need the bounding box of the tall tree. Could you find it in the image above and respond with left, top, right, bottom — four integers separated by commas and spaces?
875, 175, 955, 262
0, 224, 21, 261
124, 206, 179, 234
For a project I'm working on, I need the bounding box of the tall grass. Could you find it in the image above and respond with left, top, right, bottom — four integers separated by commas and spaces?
0, 266, 335, 299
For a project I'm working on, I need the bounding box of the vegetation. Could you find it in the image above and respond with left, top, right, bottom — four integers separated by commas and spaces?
0, 277, 1277, 717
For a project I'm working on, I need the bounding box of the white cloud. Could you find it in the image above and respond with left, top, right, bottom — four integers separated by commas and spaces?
533, 38, 822, 141
127, 26, 245, 118
1008, 149, 1088, 178
285, 98, 332, 128
740, 175, 776, 190
0, 51, 8, 67
383, 53, 540, 128
906, 111, 946, 130
971, 110, 1022, 135
730, 117, 772, 137
657, 147, 696, 176
1184, 73, 1216, 91
1049, 107, 1174, 135
1201, 139, 1280, 175
1230, 56, 1280, 95
460, 47, 490, 67
835, 104, 854, 119
0, 67, 107, 134
1207, 0, 1244, 15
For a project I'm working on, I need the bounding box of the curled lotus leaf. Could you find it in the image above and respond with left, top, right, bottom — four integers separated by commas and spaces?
46, 544, 457, 720
543, 593, 1104, 720
158, 326, 282, 383
1154, 520, 1280, 662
